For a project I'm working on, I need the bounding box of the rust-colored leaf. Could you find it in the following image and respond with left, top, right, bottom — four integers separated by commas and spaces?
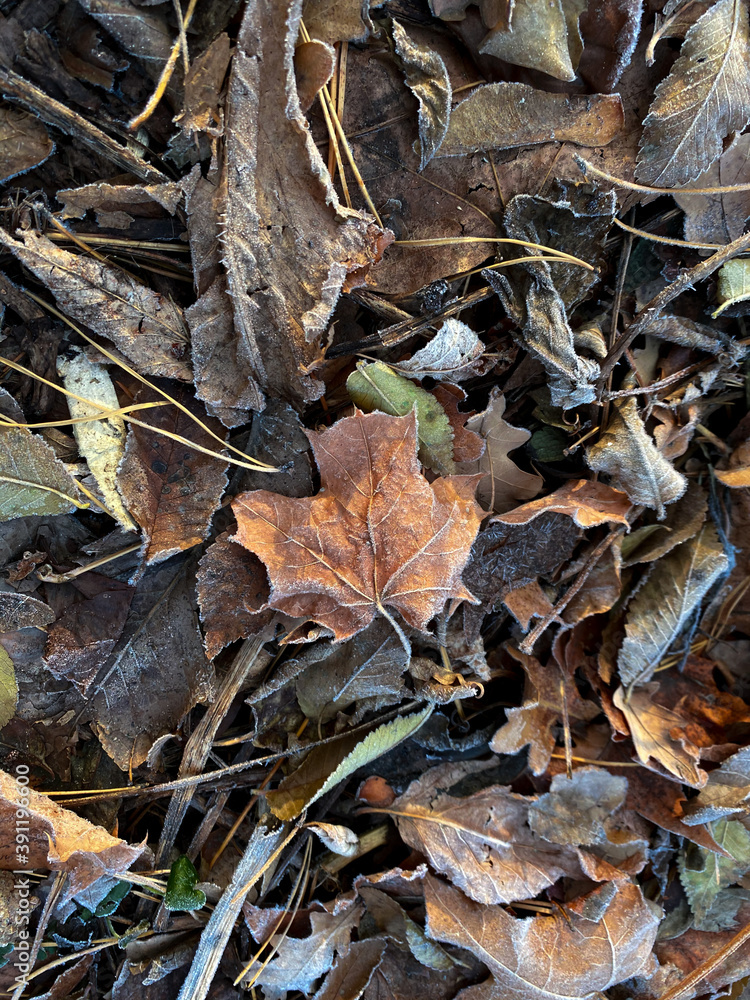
232, 410, 482, 644
495, 479, 631, 528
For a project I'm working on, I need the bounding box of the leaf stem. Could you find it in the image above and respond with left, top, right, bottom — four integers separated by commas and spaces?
376, 602, 412, 659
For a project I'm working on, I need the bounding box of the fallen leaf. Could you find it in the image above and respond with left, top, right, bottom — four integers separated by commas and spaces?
56, 346, 135, 531
220, 0, 389, 406
314, 938, 386, 1000
683, 746, 750, 824
617, 524, 728, 686
88, 557, 215, 771
621, 481, 707, 566
0, 593, 54, 632
578, 0, 644, 92
613, 684, 707, 787
164, 854, 206, 912
495, 479, 631, 528
0, 106, 53, 183
0, 426, 84, 520
439, 83, 624, 156
347, 361, 457, 473
267, 704, 432, 820
303, 0, 372, 43
456, 389, 542, 513
562, 539, 622, 625
636, 0, 750, 186
307, 822, 359, 856
232, 410, 482, 644
0, 228, 191, 381
388, 758, 583, 904
680, 818, 750, 929
713, 258, 750, 316
490, 647, 600, 774
478, 0, 586, 81
196, 533, 274, 660
674, 133, 750, 245
0, 647, 16, 728
0, 768, 144, 896
393, 319, 485, 382
117, 385, 229, 572
56, 179, 183, 230
392, 20, 451, 169
425, 876, 660, 1000
586, 398, 688, 517
174, 33, 231, 139
294, 39, 335, 113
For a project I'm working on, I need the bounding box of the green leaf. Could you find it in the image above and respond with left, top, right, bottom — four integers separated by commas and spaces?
713, 258, 750, 317
0, 426, 86, 520
347, 362, 455, 474
267, 704, 433, 821
0, 647, 17, 729
164, 855, 206, 912
679, 818, 750, 928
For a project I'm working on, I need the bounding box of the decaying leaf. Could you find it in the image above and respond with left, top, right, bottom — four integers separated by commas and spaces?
117, 386, 229, 572
0, 593, 54, 632
674, 133, 750, 246
683, 746, 750, 824
456, 389, 542, 513
294, 39, 335, 113
0, 228, 191, 381
0, 426, 84, 520
392, 20, 451, 170
614, 684, 707, 787
174, 33, 232, 139
713, 258, 750, 316
220, 0, 390, 406
636, 0, 750, 186
679, 818, 750, 929
0, 768, 144, 896
232, 410, 482, 644
347, 361, 456, 473
0, 106, 53, 183
587, 398, 688, 517
388, 758, 583, 904
479, 0, 587, 81
56, 346, 135, 531
621, 481, 708, 566
490, 648, 600, 774
425, 877, 660, 1000
617, 524, 728, 686
439, 83, 623, 156
394, 319, 485, 382
303, 0, 372, 43
495, 479, 631, 529
56, 179, 183, 229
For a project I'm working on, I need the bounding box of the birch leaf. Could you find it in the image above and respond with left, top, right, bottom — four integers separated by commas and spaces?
392, 20, 451, 169
617, 524, 729, 687
636, 0, 750, 186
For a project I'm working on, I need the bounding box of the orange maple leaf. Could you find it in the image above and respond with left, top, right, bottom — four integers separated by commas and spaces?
232, 409, 483, 649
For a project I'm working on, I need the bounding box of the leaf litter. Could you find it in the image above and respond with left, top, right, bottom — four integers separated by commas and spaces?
1, 1, 750, 998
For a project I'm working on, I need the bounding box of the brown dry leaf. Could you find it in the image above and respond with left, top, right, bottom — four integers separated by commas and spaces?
586, 398, 687, 518
622, 481, 708, 567
294, 39, 335, 113
490, 647, 600, 774
439, 83, 624, 156
495, 479, 631, 528
44, 576, 135, 696
0, 768, 144, 896
57, 179, 183, 230
614, 684, 707, 788
456, 389, 542, 514
303, 0, 372, 43
683, 745, 750, 824
716, 438, 750, 487
430, 0, 512, 29
232, 410, 482, 644
174, 33, 231, 139
479, 0, 586, 80
0, 228, 191, 381
617, 524, 728, 687
388, 758, 583, 904
88, 557, 214, 771
220, 0, 389, 407
578, 0, 644, 92
0, 106, 53, 183
392, 20, 451, 170
117, 386, 229, 572
196, 533, 274, 660
562, 539, 622, 625
674, 133, 750, 245
636, 0, 750, 186
0, 593, 54, 632
425, 876, 660, 1000
313, 939, 386, 1000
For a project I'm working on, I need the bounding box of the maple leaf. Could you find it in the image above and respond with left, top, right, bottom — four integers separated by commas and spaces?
232, 410, 483, 648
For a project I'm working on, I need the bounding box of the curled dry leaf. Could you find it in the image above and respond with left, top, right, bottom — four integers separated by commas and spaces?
586, 398, 688, 517
0, 768, 144, 896
683, 746, 750, 824
425, 876, 660, 1000
495, 479, 631, 528
479, 0, 586, 80
394, 319, 485, 382
232, 410, 482, 644
392, 20, 451, 170
636, 0, 750, 186
57, 346, 135, 531
617, 524, 729, 687
0, 228, 191, 381
117, 386, 229, 573
456, 389, 542, 513
220, 0, 390, 407
438, 83, 624, 157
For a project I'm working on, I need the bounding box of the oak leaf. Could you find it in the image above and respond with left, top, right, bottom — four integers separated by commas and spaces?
232, 410, 483, 644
